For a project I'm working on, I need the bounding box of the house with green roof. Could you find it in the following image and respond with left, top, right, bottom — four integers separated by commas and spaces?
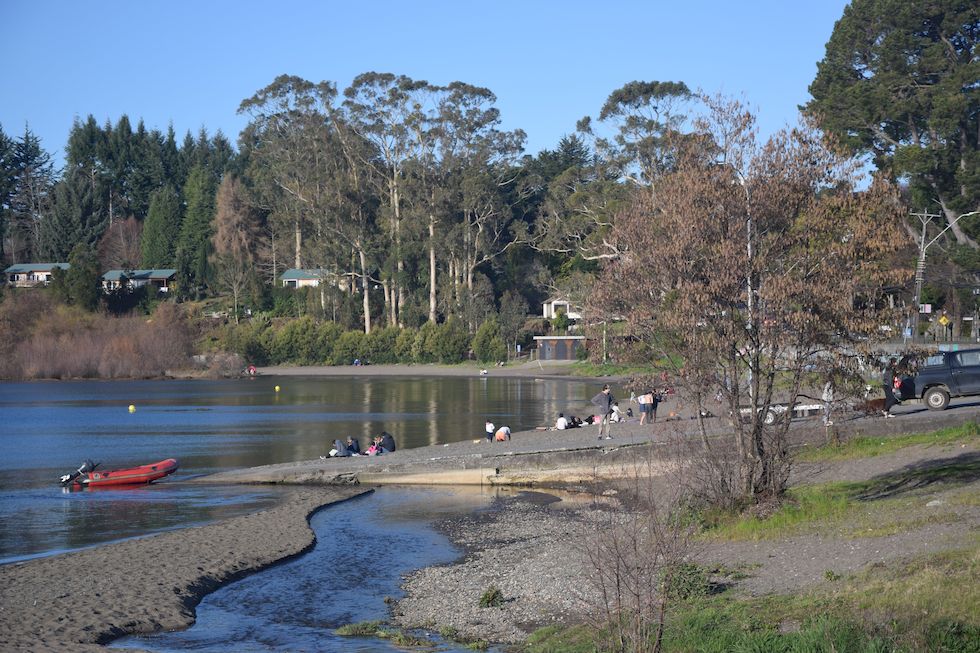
280, 269, 340, 289
101, 269, 177, 293
4, 263, 70, 287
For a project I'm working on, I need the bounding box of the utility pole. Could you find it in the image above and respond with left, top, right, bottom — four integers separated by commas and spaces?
908, 209, 980, 344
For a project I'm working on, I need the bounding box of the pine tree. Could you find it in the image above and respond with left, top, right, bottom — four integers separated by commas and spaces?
176, 164, 216, 295
141, 185, 181, 268
41, 167, 107, 260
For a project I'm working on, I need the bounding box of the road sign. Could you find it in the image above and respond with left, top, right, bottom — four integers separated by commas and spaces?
938, 314, 951, 326
919, 304, 932, 313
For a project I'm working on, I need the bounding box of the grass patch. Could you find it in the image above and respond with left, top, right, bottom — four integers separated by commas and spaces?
525, 542, 980, 652
798, 422, 980, 463
701, 469, 971, 542
334, 621, 384, 636
335, 621, 434, 647
479, 585, 504, 608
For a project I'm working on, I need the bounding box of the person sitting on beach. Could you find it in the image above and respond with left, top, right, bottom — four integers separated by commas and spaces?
365, 437, 383, 456
331, 438, 351, 457
554, 413, 568, 430
380, 431, 396, 453
346, 436, 361, 455
610, 402, 625, 423
494, 426, 511, 442
568, 415, 583, 428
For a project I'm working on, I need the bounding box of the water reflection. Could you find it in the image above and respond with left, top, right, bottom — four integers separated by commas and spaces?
0, 375, 620, 562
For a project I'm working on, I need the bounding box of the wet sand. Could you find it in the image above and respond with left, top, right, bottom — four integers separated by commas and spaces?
0, 486, 368, 652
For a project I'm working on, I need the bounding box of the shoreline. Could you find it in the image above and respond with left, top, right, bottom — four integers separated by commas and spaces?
0, 486, 369, 652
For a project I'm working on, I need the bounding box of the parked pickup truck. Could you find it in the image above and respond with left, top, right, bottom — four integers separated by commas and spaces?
902, 348, 980, 410
738, 401, 824, 425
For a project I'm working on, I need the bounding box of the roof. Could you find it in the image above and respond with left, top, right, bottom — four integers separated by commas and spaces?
280, 268, 333, 280
101, 269, 176, 281
5, 263, 70, 273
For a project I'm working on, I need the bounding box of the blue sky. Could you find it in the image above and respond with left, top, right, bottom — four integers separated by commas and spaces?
0, 0, 849, 166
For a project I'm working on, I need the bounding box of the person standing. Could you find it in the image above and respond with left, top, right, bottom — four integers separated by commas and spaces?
591, 384, 615, 440
485, 419, 495, 443
882, 358, 898, 418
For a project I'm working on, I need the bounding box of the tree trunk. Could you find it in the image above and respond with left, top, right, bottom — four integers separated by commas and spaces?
359, 248, 372, 333
294, 218, 302, 268
429, 213, 437, 322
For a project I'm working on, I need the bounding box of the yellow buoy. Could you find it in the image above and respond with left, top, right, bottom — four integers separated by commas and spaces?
128, 405, 136, 413
274, 385, 281, 393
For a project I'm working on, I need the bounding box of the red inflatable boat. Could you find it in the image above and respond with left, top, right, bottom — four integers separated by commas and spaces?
59, 458, 179, 488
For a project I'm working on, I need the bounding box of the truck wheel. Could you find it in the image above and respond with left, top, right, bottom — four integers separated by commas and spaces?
763, 409, 778, 425
923, 387, 950, 411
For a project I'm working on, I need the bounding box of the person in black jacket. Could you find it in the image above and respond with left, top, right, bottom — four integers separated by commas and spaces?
346, 436, 361, 455
380, 431, 396, 452
591, 384, 615, 440
882, 358, 898, 418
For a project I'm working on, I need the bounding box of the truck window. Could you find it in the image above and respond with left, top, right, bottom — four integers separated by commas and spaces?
923, 354, 945, 367
954, 351, 980, 367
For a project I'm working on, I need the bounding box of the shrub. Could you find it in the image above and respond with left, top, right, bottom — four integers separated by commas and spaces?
269, 316, 318, 364
362, 326, 399, 364
395, 327, 417, 362
331, 330, 365, 365
479, 586, 504, 608
314, 321, 345, 363
412, 321, 440, 363
473, 318, 506, 363
434, 318, 471, 363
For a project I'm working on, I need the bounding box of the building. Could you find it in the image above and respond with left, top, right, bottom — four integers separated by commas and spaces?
4, 263, 70, 287
542, 297, 582, 320
280, 269, 340, 289
533, 335, 586, 360
101, 269, 177, 293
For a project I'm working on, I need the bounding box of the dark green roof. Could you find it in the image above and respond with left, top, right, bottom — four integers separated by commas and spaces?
5, 263, 70, 273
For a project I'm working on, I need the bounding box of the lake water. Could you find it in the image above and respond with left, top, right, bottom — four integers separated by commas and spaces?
0, 374, 608, 563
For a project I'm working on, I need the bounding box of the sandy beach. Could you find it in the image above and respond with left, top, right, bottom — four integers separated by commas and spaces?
0, 486, 368, 652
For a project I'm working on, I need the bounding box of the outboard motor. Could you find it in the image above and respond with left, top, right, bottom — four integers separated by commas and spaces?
59, 459, 99, 486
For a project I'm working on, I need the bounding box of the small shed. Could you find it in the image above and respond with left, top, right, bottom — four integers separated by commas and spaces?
280, 269, 338, 288
533, 335, 586, 360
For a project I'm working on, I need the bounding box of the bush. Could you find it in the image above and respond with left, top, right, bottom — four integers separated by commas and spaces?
412, 321, 440, 363
473, 318, 506, 363
269, 316, 318, 364
363, 326, 399, 364
434, 318, 471, 363
479, 586, 504, 608
314, 321, 345, 363
331, 330, 365, 365
395, 327, 417, 362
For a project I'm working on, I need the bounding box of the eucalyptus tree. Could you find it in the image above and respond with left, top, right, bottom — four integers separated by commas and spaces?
240, 75, 380, 331
434, 82, 526, 321
343, 72, 434, 327
530, 82, 694, 265
806, 0, 979, 251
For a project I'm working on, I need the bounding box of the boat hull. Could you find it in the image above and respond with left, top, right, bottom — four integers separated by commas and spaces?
76, 458, 179, 487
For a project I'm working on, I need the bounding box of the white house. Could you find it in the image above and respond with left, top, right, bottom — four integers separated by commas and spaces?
4, 263, 70, 287
280, 269, 342, 289
101, 269, 177, 293
542, 298, 582, 320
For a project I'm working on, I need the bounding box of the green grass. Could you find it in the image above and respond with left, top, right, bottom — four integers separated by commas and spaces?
524, 541, 980, 652
334, 621, 434, 647
798, 421, 980, 462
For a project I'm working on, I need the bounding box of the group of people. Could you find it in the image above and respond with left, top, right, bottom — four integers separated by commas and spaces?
323, 432, 396, 458
484, 421, 512, 442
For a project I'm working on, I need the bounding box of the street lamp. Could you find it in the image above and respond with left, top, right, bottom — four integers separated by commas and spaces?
908, 209, 979, 343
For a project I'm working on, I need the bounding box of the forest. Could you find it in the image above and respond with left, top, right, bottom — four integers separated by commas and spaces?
0, 0, 977, 349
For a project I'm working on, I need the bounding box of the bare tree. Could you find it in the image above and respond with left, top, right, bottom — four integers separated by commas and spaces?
593, 98, 910, 505
211, 176, 260, 323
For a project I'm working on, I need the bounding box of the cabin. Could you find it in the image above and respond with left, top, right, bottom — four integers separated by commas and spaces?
101, 269, 177, 293
280, 269, 340, 289
4, 263, 70, 287
533, 335, 586, 360
542, 297, 582, 320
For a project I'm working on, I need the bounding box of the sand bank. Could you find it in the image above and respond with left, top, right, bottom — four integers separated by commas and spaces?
0, 486, 368, 652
